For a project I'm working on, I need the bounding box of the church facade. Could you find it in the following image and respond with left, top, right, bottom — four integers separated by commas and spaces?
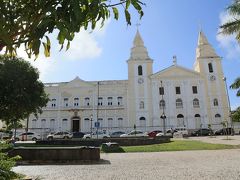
27, 31, 230, 133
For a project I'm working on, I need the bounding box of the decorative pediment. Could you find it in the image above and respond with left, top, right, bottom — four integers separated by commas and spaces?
63, 76, 94, 88
151, 65, 201, 79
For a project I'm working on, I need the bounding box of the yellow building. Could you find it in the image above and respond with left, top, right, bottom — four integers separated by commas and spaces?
25, 30, 230, 133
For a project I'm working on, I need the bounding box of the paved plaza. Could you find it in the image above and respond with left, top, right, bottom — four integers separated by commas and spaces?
14, 148, 240, 180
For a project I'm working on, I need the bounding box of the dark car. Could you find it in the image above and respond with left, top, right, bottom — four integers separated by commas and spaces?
214, 128, 234, 135
191, 128, 213, 136
110, 131, 126, 138
147, 130, 162, 137
72, 132, 85, 138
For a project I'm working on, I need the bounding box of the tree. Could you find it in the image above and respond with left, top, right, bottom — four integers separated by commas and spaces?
220, 0, 240, 42
0, 0, 145, 58
0, 55, 49, 126
232, 107, 240, 122
230, 77, 240, 96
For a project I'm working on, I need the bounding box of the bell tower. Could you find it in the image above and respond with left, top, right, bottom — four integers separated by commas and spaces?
194, 31, 229, 128
127, 30, 153, 129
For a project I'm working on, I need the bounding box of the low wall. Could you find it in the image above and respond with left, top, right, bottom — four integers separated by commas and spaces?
8, 146, 100, 163
36, 136, 170, 146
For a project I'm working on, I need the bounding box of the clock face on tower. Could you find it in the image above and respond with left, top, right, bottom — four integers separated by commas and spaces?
209, 75, 216, 81
138, 77, 144, 84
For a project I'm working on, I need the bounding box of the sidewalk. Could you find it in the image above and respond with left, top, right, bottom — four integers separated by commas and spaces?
175, 135, 240, 145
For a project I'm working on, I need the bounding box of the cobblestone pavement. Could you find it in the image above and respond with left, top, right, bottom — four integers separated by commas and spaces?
13, 149, 240, 180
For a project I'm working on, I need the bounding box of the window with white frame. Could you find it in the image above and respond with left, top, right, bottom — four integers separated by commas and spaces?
139, 101, 144, 109
50, 119, 55, 131
51, 98, 56, 107
159, 100, 165, 109
97, 118, 103, 128
84, 97, 90, 106
193, 98, 200, 108
62, 119, 68, 131
176, 98, 183, 108
118, 118, 123, 127
117, 97, 123, 106
139, 117, 146, 127
63, 98, 68, 107
107, 97, 113, 106
98, 97, 103, 106
74, 98, 79, 106
108, 118, 113, 128
41, 119, 46, 129
213, 98, 218, 106
32, 119, 37, 128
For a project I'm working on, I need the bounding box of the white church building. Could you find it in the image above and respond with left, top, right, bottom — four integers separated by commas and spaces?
27, 30, 230, 133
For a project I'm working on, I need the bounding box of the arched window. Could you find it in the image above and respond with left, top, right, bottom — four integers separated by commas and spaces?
177, 114, 184, 127
159, 100, 165, 109
215, 114, 221, 118
176, 98, 183, 108
117, 97, 123, 106
215, 114, 221, 123
84, 97, 90, 106
118, 118, 123, 127
50, 119, 55, 131
193, 98, 200, 108
138, 65, 143, 76
51, 98, 56, 107
139, 101, 144, 109
107, 97, 113, 106
74, 98, 79, 106
213, 99, 218, 106
32, 119, 37, 129
139, 117, 146, 127
195, 114, 201, 117
41, 119, 46, 129
139, 117, 146, 120
194, 114, 201, 129
208, 63, 213, 73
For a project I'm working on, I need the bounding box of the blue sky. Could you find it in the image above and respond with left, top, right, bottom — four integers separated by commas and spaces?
19, 0, 239, 110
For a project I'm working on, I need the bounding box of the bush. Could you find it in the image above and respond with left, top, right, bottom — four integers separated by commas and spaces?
0, 142, 21, 180
101, 143, 125, 153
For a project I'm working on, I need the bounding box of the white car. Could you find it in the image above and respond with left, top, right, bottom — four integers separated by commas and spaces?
156, 129, 175, 137
12, 132, 41, 141
174, 127, 188, 135
47, 131, 73, 140
83, 132, 110, 139
120, 130, 148, 137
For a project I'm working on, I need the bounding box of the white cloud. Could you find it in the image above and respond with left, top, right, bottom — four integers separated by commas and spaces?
217, 12, 240, 59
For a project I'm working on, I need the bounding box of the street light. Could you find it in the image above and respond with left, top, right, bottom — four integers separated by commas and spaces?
90, 114, 93, 138
160, 80, 166, 135
223, 77, 233, 135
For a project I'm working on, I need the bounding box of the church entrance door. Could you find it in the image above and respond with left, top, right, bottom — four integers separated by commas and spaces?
72, 117, 80, 132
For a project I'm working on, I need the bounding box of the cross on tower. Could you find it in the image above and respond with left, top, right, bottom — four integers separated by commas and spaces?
136, 23, 141, 30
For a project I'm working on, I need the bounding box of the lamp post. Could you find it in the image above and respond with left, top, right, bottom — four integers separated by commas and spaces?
90, 114, 93, 138
160, 81, 166, 135
223, 77, 233, 135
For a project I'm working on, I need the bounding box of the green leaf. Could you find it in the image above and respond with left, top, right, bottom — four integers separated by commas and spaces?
112, 7, 119, 20
125, 10, 131, 25
126, 0, 131, 9
66, 41, 70, 51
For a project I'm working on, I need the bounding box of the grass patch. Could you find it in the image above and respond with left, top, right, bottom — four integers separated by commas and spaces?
121, 140, 239, 153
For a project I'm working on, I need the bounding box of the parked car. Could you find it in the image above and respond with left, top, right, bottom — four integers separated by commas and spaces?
191, 128, 213, 136
72, 132, 85, 138
174, 127, 188, 136
110, 131, 125, 138
0, 132, 11, 140
12, 132, 41, 141
83, 131, 110, 139
47, 131, 73, 140
156, 129, 175, 137
120, 130, 148, 137
214, 128, 234, 135
148, 130, 162, 137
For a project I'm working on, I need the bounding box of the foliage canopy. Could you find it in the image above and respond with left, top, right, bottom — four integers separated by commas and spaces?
220, 0, 240, 42
0, 0, 145, 58
0, 55, 49, 122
